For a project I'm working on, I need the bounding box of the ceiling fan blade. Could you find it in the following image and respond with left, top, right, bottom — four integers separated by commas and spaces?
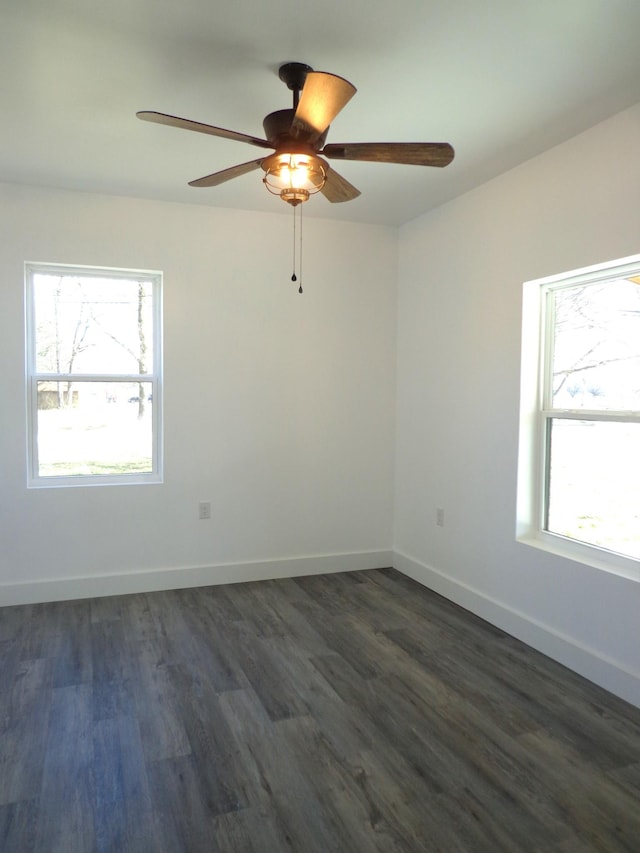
291, 72, 356, 140
188, 159, 264, 188
322, 142, 455, 167
136, 111, 273, 150
321, 167, 361, 203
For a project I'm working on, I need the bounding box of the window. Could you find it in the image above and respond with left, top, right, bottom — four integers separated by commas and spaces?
518, 255, 640, 574
26, 263, 163, 487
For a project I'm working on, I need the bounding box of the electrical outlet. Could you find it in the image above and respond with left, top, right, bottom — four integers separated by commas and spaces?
436, 508, 445, 527
198, 501, 211, 520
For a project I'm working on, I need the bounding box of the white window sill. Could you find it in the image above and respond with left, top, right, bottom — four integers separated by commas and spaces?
517, 531, 640, 583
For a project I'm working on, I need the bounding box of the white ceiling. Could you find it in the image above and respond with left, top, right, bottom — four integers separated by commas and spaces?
2, 0, 640, 227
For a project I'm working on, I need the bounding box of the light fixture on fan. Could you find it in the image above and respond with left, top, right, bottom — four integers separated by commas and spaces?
261, 151, 327, 206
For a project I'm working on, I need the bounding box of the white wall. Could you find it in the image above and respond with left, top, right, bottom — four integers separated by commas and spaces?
0, 185, 396, 602
394, 103, 640, 707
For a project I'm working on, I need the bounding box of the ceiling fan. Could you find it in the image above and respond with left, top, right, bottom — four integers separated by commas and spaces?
137, 62, 455, 207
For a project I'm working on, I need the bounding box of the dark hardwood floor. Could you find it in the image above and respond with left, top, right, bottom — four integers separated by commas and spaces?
1, 568, 639, 852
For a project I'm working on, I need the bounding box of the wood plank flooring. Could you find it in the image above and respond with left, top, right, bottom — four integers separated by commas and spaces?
1, 568, 640, 852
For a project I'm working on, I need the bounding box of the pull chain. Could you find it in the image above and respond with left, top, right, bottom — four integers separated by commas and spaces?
290, 204, 303, 294
298, 204, 303, 293
291, 203, 297, 285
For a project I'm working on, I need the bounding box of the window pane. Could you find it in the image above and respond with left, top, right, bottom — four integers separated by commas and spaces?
34, 274, 153, 375
546, 419, 640, 559
551, 279, 640, 410
36, 381, 153, 477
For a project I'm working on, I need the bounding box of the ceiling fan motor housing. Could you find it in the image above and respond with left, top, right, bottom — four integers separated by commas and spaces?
262, 109, 329, 150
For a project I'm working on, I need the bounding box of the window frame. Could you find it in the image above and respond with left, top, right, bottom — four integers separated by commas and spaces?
25, 262, 163, 488
517, 254, 640, 580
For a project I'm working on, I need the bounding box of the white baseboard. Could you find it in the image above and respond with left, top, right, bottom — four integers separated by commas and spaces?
393, 550, 640, 710
0, 550, 394, 607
